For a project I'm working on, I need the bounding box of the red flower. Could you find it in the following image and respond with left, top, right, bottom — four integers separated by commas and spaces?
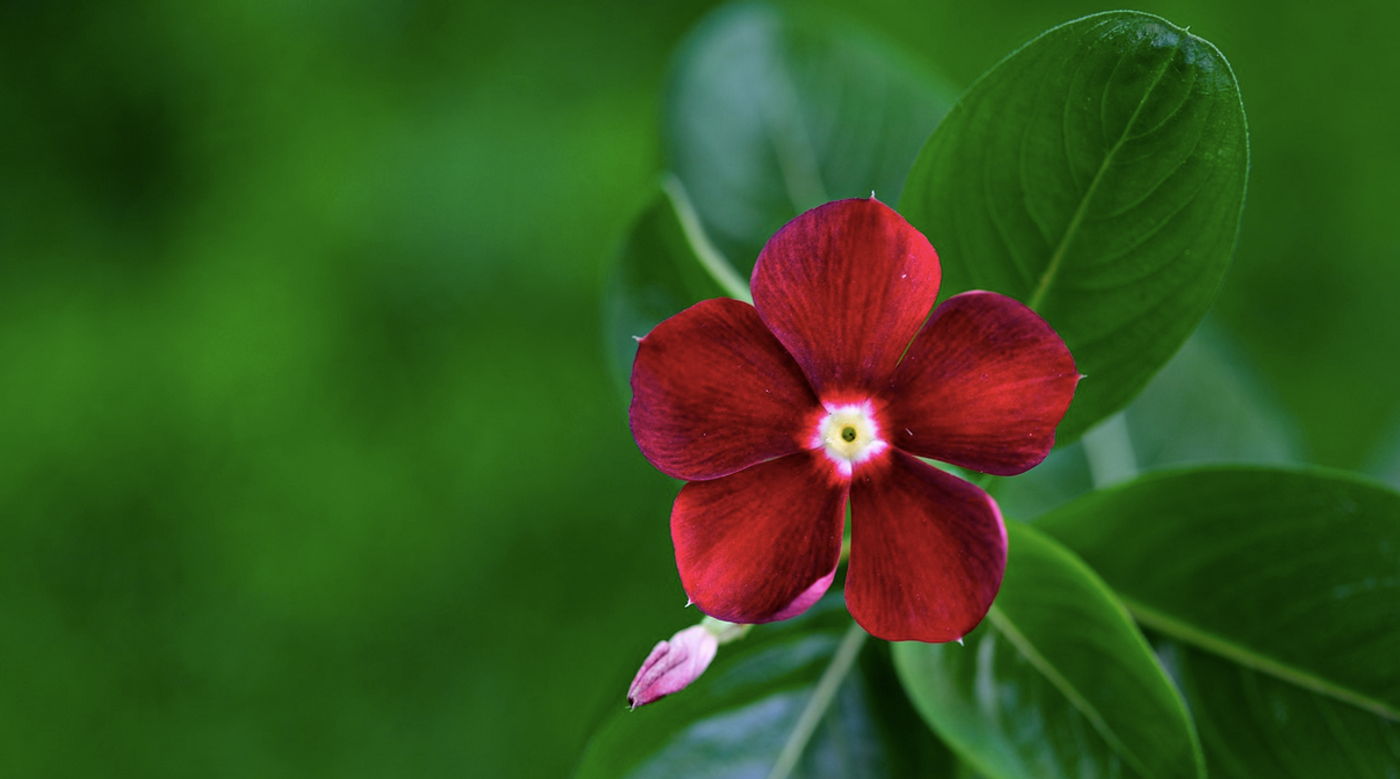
629, 199, 1078, 642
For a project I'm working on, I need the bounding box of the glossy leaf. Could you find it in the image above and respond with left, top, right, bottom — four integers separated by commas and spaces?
900, 12, 1249, 444
575, 596, 952, 779
1158, 640, 1400, 778
602, 176, 746, 395
1037, 467, 1400, 776
666, 1, 954, 272
894, 521, 1203, 779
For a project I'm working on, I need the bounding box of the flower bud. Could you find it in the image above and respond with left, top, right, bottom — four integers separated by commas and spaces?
626, 625, 718, 709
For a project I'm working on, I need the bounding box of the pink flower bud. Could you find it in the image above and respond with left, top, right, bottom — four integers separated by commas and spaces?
626, 625, 718, 709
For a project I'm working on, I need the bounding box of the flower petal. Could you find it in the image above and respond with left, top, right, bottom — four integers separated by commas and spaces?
846, 450, 1006, 642
768, 567, 837, 622
630, 297, 823, 481
751, 199, 941, 400
882, 291, 1078, 475
627, 625, 718, 709
672, 450, 846, 623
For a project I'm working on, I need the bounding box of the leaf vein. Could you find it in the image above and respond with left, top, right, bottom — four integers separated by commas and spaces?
754, 48, 829, 213
1125, 597, 1400, 722
987, 605, 1155, 777
983, 131, 1038, 290
764, 620, 868, 779
1027, 41, 1181, 312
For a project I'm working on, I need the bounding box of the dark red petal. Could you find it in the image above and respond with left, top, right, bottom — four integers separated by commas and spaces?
630, 298, 823, 481
882, 291, 1078, 476
751, 199, 941, 400
846, 450, 1006, 643
672, 451, 847, 624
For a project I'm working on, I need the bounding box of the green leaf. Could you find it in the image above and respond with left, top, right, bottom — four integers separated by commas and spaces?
900, 12, 1249, 444
602, 176, 748, 397
894, 522, 1204, 779
666, 1, 955, 272
574, 597, 952, 779
1158, 640, 1400, 778
1036, 467, 1400, 776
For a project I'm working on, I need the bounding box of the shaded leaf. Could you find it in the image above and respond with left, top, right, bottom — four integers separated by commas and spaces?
1365, 412, 1400, 491
894, 522, 1203, 779
1037, 467, 1400, 776
1120, 324, 1301, 468
995, 322, 1302, 520
666, 1, 954, 271
900, 11, 1248, 443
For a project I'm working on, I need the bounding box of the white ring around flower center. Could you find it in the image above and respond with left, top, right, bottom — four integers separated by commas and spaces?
811, 401, 888, 477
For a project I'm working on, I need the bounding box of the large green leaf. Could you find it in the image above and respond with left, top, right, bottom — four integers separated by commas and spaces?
1036, 467, 1400, 776
900, 12, 1249, 444
894, 521, 1203, 779
666, 0, 954, 272
575, 596, 951, 779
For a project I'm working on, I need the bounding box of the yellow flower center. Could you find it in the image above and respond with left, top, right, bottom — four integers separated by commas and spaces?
813, 402, 887, 477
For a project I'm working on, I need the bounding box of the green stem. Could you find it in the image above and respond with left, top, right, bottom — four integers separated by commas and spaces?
765, 621, 868, 779
661, 173, 753, 304
1081, 412, 1138, 488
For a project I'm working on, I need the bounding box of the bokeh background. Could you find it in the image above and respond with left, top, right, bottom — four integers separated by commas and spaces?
2, 1, 1397, 776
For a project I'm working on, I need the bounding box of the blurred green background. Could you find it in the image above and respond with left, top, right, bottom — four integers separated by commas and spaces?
2, 1, 1397, 776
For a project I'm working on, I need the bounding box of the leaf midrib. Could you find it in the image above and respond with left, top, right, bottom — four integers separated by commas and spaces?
987, 604, 1155, 778
1026, 43, 1179, 312
764, 620, 868, 779
1123, 596, 1400, 722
